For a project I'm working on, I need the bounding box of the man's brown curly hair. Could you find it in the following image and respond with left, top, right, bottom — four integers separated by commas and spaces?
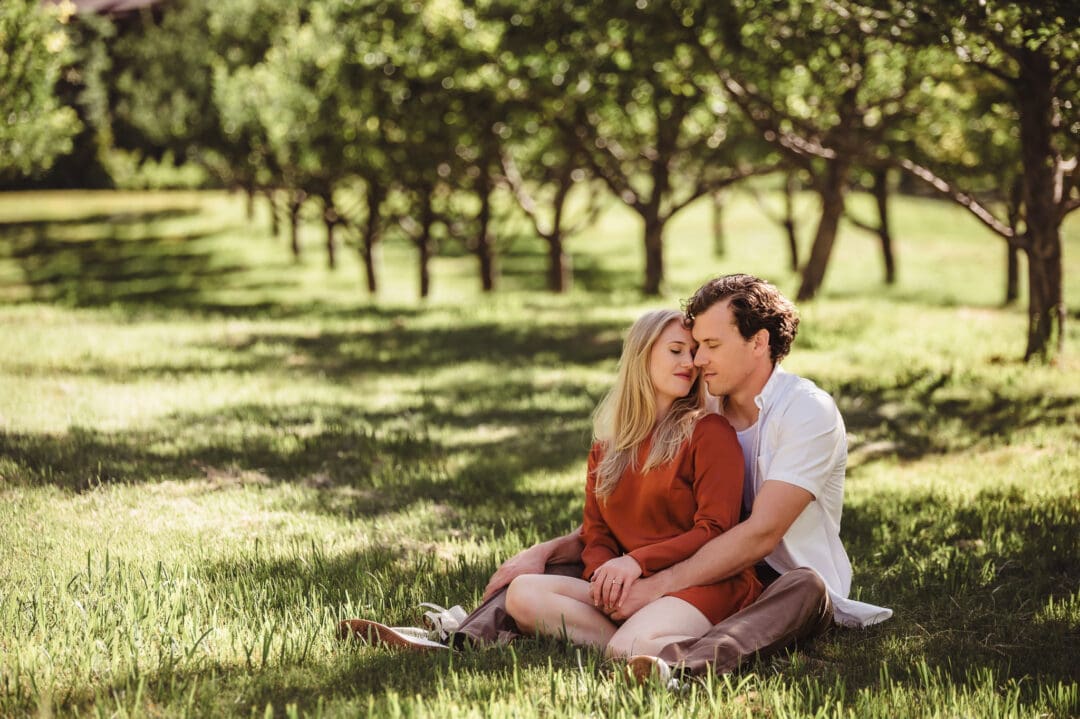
683, 274, 799, 364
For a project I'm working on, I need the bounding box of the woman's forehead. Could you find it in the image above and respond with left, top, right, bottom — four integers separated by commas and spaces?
659, 321, 694, 342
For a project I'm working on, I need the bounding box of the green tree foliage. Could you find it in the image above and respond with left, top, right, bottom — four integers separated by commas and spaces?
0, 0, 81, 181
695, 0, 935, 300
481, 7, 609, 293
869, 0, 1080, 360
477, 0, 776, 295
110, 0, 296, 199
20, 0, 1075, 362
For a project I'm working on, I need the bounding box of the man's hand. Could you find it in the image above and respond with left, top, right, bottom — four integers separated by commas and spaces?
605, 572, 667, 621
482, 544, 551, 601
588, 555, 642, 609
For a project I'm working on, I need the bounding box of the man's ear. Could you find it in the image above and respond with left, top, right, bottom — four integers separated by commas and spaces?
753, 329, 770, 356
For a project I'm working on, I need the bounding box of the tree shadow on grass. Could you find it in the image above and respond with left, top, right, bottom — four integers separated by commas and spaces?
48, 639, 574, 717
35, 483, 1077, 717
828, 370, 1078, 461
0, 212, 275, 309
494, 244, 638, 294
0, 386, 588, 538
214, 316, 625, 375
31, 540, 575, 717
815, 485, 1079, 693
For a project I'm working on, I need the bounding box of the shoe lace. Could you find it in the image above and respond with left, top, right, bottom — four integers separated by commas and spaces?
419, 602, 468, 641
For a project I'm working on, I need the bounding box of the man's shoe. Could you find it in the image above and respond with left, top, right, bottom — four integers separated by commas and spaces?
626, 654, 675, 686
337, 619, 449, 651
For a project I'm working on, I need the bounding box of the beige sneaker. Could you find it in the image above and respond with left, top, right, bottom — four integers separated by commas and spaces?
337, 619, 448, 651
419, 603, 468, 641
626, 655, 679, 689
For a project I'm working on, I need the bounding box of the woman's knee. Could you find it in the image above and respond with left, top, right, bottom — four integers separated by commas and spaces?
605, 627, 644, 658
505, 575, 541, 630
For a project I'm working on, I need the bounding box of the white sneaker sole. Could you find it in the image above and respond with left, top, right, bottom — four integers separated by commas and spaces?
337, 619, 449, 651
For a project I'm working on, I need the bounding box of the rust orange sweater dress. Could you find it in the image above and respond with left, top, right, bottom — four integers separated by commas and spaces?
581, 414, 762, 624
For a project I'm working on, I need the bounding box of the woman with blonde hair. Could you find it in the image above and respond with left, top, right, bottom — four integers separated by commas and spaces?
505, 309, 761, 659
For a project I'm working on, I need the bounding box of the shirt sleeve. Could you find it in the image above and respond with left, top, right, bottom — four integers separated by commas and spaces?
580, 443, 621, 579
628, 415, 744, 575
765, 387, 846, 499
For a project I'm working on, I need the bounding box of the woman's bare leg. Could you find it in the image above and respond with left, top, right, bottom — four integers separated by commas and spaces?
506, 574, 619, 649
605, 597, 713, 658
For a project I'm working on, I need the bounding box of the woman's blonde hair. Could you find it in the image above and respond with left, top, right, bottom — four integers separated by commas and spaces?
592, 309, 705, 499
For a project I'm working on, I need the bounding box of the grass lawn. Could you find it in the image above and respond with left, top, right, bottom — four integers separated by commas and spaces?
0, 188, 1077, 717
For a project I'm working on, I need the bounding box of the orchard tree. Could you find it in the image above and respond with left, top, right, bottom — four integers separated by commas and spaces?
0, 0, 81, 181
890, 50, 1024, 301
109, 0, 297, 206
478, 0, 775, 295
240, 4, 357, 270
696, 0, 934, 300
424, 14, 506, 293
498, 113, 603, 293
871, 0, 1079, 360
482, 11, 605, 294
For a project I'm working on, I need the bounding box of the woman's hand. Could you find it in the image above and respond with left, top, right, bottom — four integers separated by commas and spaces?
482, 544, 551, 601
589, 555, 643, 609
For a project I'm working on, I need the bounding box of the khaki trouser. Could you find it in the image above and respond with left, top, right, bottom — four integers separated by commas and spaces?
452, 563, 833, 677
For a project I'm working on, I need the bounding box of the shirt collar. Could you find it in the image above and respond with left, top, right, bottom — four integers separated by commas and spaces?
755, 364, 788, 411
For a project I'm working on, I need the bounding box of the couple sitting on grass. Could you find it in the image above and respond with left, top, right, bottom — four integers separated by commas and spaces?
341, 273, 891, 683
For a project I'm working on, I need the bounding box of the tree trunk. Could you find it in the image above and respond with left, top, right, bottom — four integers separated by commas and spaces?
546, 178, 573, 293
1005, 242, 1020, 305
547, 231, 570, 293
783, 172, 799, 272
643, 213, 665, 296
475, 176, 496, 292
323, 200, 338, 270
360, 183, 384, 294
265, 189, 280, 238
417, 188, 435, 299
1016, 50, 1064, 361
245, 186, 256, 220
712, 190, 726, 257
288, 192, 305, 262
418, 235, 431, 299
324, 218, 336, 270
1004, 176, 1022, 305
872, 167, 896, 285
797, 158, 849, 301
642, 111, 672, 296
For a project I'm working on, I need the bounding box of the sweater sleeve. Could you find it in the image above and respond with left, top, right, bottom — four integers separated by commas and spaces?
629, 415, 744, 575
580, 443, 622, 579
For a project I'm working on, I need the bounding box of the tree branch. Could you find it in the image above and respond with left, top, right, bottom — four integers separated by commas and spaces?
843, 208, 879, 234
499, 148, 552, 238
1054, 155, 1076, 205
564, 183, 606, 238
956, 50, 1017, 84
719, 72, 835, 164
667, 162, 781, 218
896, 157, 1014, 239
742, 183, 784, 225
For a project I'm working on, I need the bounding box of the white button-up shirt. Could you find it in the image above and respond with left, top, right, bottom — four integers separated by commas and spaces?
725, 366, 892, 628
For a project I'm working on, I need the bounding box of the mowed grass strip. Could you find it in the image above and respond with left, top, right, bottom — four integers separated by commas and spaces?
0, 190, 1077, 717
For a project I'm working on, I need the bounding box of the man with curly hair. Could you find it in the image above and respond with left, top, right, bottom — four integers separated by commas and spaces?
344, 273, 891, 681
